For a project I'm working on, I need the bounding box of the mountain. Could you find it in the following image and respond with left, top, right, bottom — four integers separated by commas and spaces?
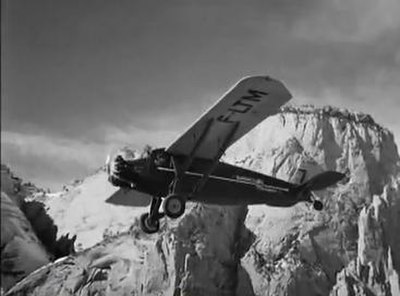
38, 168, 150, 250
225, 105, 400, 295
4, 105, 400, 296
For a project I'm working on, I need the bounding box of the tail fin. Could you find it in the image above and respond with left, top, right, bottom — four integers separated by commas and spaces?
296, 171, 345, 194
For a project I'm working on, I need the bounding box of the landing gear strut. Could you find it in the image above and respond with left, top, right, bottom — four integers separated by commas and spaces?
140, 197, 163, 234
303, 190, 324, 211
139, 194, 186, 233
309, 192, 323, 211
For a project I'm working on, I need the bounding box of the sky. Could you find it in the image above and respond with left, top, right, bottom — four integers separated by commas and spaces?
2, 0, 400, 191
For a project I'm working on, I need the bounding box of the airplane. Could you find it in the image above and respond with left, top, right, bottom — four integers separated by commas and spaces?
105, 76, 345, 234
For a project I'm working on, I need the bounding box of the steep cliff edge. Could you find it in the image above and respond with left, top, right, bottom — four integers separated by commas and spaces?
5, 105, 400, 296
225, 105, 400, 295
1, 166, 51, 292
1, 165, 76, 292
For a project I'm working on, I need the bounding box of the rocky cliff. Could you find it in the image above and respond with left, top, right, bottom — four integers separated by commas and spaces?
226, 105, 400, 296
1, 165, 51, 292
1, 165, 76, 292
4, 106, 400, 296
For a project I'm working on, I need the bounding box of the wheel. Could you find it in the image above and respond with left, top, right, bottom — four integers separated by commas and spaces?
163, 195, 186, 219
140, 213, 160, 234
313, 200, 323, 211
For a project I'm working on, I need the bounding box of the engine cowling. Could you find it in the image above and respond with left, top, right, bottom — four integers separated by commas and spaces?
106, 152, 137, 188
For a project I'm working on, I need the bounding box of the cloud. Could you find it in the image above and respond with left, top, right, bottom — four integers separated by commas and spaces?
1, 131, 106, 190
3, 0, 400, 187
101, 124, 179, 149
291, 67, 400, 149
277, 0, 400, 144
1, 125, 179, 190
292, 0, 400, 43
2, 131, 105, 166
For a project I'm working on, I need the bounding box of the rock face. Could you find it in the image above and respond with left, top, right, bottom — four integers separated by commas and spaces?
1, 165, 76, 293
4, 106, 400, 295
225, 105, 400, 296
1, 166, 51, 292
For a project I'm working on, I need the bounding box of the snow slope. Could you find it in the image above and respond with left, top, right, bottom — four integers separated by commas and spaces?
43, 169, 150, 250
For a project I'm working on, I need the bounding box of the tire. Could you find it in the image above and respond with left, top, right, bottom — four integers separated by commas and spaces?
313, 200, 323, 211
140, 213, 160, 234
163, 195, 186, 219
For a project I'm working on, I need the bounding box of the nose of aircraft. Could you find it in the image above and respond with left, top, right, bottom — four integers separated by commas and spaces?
106, 153, 125, 176
105, 150, 138, 188
106, 153, 126, 187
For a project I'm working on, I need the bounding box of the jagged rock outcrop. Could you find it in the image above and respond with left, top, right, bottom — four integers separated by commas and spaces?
5, 203, 250, 296
225, 105, 400, 296
4, 105, 400, 295
1, 192, 51, 292
1, 165, 50, 291
330, 189, 400, 296
1, 165, 76, 292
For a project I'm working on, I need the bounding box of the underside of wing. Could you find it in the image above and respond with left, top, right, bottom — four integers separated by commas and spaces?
105, 188, 152, 207
166, 76, 292, 160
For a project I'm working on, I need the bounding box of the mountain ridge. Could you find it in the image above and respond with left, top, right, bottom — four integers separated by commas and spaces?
3, 105, 400, 295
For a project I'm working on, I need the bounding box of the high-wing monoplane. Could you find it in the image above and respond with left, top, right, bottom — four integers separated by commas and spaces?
106, 76, 345, 233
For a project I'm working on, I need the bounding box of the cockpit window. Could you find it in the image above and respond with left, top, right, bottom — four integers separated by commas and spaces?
117, 147, 139, 161
152, 148, 171, 167
114, 146, 153, 161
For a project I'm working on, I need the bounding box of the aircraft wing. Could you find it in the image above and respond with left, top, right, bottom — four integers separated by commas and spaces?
105, 188, 152, 207
166, 76, 292, 160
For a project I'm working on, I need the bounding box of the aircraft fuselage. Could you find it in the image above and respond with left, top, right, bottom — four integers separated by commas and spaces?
108, 148, 301, 207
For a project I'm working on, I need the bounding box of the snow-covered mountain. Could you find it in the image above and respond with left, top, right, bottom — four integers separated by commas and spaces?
4, 106, 400, 296
42, 169, 150, 250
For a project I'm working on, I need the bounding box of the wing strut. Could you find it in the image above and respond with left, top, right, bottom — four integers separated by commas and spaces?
170, 119, 214, 193
190, 122, 240, 197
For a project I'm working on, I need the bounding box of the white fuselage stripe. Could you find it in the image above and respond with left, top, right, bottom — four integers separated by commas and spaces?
156, 167, 289, 192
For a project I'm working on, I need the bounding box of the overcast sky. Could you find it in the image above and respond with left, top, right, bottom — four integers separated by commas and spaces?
2, 0, 400, 190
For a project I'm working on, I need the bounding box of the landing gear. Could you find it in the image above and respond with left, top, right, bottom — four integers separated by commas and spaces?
163, 195, 186, 219
140, 213, 160, 234
306, 191, 324, 211
140, 197, 163, 234
313, 200, 323, 211
139, 194, 186, 234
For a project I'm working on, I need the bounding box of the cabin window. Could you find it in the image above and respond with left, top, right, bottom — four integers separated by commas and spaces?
152, 149, 171, 168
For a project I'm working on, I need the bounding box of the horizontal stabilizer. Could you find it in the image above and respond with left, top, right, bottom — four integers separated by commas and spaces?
299, 171, 345, 192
